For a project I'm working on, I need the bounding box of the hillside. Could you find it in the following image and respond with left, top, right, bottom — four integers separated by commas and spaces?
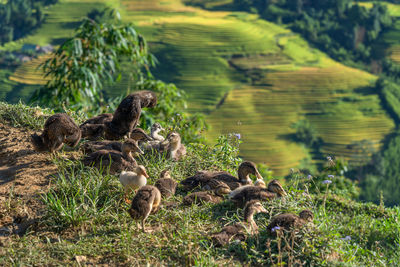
0, 0, 397, 175
0, 102, 399, 266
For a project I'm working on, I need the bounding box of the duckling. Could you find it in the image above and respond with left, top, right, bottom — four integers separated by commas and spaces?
31, 113, 81, 152
181, 161, 262, 191
141, 123, 165, 151
128, 185, 161, 233
183, 183, 231, 206
211, 200, 267, 247
105, 90, 157, 140
229, 179, 287, 208
165, 131, 186, 161
154, 170, 178, 198
119, 165, 149, 203
81, 128, 151, 154
82, 139, 142, 174
267, 210, 314, 236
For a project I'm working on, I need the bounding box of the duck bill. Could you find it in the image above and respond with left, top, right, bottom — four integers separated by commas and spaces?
137, 147, 144, 155
278, 187, 287, 196
255, 171, 263, 181
143, 171, 150, 179
260, 206, 268, 213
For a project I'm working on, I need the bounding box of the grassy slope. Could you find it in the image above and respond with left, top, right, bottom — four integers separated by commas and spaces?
0, 102, 400, 266
0, 0, 395, 175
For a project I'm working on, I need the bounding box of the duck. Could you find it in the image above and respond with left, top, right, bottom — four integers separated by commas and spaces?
81, 128, 151, 154
119, 165, 149, 203
105, 90, 157, 140
128, 185, 161, 233
229, 179, 287, 208
141, 123, 166, 151
79, 113, 113, 140
31, 113, 81, 152
183, 183, 231, 206
211, 200, 267, 247
154, 170, 178, 199
267, 209, 314, 236
181, 161, 262, 191
80, 113, 113, 126
164, 131, 186, 161
82, 139, 142, 174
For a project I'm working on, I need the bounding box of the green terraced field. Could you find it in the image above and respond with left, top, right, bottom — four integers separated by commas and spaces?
0, 0, 396, 175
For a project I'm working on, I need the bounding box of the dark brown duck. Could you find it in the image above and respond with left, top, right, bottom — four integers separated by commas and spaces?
31, 113, 81, 152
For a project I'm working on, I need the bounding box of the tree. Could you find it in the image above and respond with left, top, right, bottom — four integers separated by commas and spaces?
31, 10, 155, 114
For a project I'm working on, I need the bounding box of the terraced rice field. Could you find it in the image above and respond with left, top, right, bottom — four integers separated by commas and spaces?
0, 0, 396, 175
206, 64, 394, 174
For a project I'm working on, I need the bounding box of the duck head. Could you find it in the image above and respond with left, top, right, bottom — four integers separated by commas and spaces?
159, 169, 171, 179
215, 183, 231, 196
131, 128, 152, 142
237, 161, 262, 184
243, 200, 267, 223
136, 165, 149, 178
267, 179, 287, 197
122, 139, 144, 155
299, 209, 314, 222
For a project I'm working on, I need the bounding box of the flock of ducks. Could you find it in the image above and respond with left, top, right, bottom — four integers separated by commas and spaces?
30, 90, 314, 245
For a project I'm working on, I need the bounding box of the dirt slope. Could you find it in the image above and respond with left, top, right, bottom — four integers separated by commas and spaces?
0, 123, 57, 239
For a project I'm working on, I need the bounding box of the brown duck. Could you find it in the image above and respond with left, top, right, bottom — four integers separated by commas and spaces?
183, 182, 231, 206
81, 128, 151, 154
181, 161, 262, 191
211, 200, 267, 247
128, 185, 161, 232
154, 170, 178, 199
79, 113, 113, 140
229, 179, 287, 208
105, 91, 157, 140
82, 139, 142, 174
267, 210, 314, 236
31, 113, 81, 152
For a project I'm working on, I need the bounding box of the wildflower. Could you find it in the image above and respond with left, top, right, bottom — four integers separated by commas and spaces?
271, 226, 280, 232
341, 236, 351, 241
327, 156, 332, 161
234, 133, 241, 140
307, 175, 312, 179
328, 175, 334, 179
322, 180, 332, 184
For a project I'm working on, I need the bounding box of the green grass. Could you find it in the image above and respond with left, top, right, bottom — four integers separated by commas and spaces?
1, 103, 399, 266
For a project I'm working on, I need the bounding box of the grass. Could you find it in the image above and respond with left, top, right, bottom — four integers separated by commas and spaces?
1, 102, 400, 266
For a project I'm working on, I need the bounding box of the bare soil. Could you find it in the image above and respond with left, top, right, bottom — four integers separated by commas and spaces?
0, 123, 57, 239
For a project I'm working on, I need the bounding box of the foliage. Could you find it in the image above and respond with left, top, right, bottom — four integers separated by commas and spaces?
360, 132, 400, 206
31, 11, 155, 114
376, 77, 400, 123
134, 79, 208, 144
0, 0, 57, 45
291, 119, 321, 147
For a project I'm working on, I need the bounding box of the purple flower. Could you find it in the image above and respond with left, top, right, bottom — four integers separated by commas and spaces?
341, 236, 351, 241
234, 133, 241, 140
271, 226, 280, 232
307, 175, 312, 179
328, 175, 334, 179
322, 180, 332, 184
